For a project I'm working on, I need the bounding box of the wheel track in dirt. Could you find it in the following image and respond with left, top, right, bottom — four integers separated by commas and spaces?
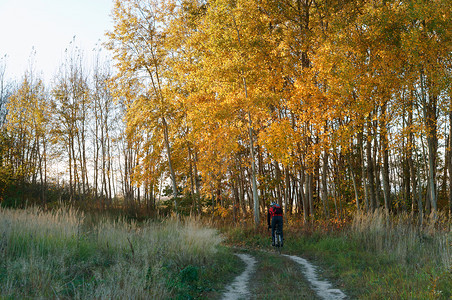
222, 250, 347, 300
222, 253, 257, 300
283, 254, 347, 299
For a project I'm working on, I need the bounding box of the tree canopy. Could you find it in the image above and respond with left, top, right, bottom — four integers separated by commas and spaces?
0, 0, 451, 222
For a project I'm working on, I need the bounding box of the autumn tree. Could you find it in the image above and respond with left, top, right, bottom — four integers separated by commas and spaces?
107, 0, 182, 210
91, 49, 120, 207
51, 43, 90, 202
184, 0, 277, 223
312, 0, 451, 218
0, 55, 12, 201
5, 66, 49, 203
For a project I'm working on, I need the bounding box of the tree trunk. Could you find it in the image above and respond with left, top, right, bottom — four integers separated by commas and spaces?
231, 12, 259, 226
275, 161, 282, 204
408, 94, 418, 214
285, 166, 291, 215
348, 149, 360, 210
401, 99, 411, 211
366, 120, 377, 211
188, 145, 195, 208
420, 70, 438, 214
449, 110, 452, 216
415, 151, 424, 226
300, 169, 307, 223
321, 149, 330, 218
359, 129, 369, 210
68, 137, 74, 202
257, 145, 266, 214
238, 157, 247, 215
427, 100, 438, 213
381, 103, 391, 211
373, 123, 381, 209
307, 173, 314, 221
162, 116, 178, 210
232, 169, 239, 223
192, 147, 201, 214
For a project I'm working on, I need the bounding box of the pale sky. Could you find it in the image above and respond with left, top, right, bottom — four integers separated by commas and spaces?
0, 0, 114, 82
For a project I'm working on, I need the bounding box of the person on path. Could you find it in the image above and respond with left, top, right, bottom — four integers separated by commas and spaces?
267, 202, 283, 246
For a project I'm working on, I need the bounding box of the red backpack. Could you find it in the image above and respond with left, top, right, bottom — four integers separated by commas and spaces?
271, 205, 283, 216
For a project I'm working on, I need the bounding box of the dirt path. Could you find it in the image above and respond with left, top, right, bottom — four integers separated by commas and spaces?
221, 251, 346, 300
284, 254, 347, 300
221, 253, 257, 300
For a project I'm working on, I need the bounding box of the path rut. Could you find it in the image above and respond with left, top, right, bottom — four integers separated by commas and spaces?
284, 254, 347, 300
222, 253, 257, 300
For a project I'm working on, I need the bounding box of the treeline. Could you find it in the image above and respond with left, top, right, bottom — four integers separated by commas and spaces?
1, 0, 451, 223
0, 47, 141, 210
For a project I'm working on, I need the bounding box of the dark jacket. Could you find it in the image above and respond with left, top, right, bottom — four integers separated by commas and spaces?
267, 204, 283, 227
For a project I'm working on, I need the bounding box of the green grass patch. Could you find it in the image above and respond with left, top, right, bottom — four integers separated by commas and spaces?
161, 245, 243, 299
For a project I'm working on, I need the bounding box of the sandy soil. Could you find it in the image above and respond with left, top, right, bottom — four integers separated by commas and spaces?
221, 253, 257, 300
284, 254, 347, 300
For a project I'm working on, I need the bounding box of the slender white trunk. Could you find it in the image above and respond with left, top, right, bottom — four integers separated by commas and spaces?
232, 13, 259, 226
162, 117, 178, 210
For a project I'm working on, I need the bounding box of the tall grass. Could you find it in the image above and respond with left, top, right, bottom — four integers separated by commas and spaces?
349, 209, 451, 299
351, 209, 451, 269
0, 207, 235, 299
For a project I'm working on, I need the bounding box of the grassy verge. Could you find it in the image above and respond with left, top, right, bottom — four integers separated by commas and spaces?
223, 210, 451, 299
0, 207, 241, 299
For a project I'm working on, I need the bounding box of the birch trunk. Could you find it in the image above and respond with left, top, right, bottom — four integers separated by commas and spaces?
162, 117, 178, 210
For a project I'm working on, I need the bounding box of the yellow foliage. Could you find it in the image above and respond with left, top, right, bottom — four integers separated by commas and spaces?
258, 119, 295, 166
